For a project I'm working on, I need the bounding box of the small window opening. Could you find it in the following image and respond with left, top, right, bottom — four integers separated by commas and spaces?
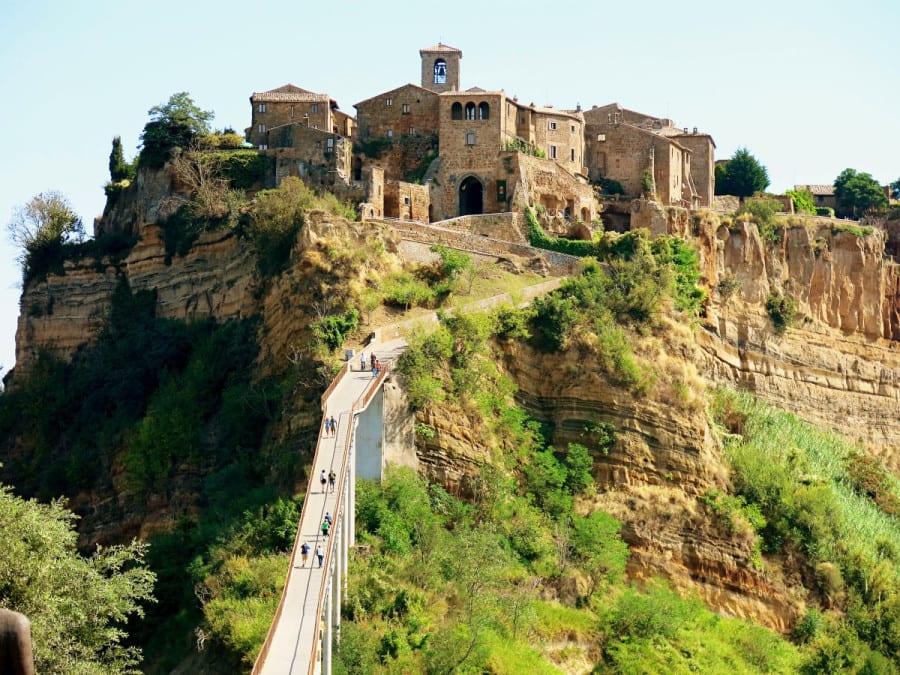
434, 59, 447, 84
451, 102, 463, 120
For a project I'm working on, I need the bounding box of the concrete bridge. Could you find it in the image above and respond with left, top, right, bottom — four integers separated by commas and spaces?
252, 338, 408, 675
251, 274, 568, 674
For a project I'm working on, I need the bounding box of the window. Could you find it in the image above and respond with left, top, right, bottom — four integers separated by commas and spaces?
409, 126, 415, 134
478, 102, 490, 120
548, 121, 557, 130
258, 144, 268, 150
549, 145, 557, 159
258, 103, 266, 113
570, 148, 575, 162
597, 134, 606, 142
326, 137, 334, 148
434, 59, 447, 84
404, 196, 410, 205
387, 129, 394, 138
258, 123, 266, 133
571, 125, 576, 133
386, 98, 393, 107
290, 105, 295, 118
310, 104, 318, 113
465, 102, 476, 120
465, 131, 476, 146
451, 102, 463, 120
402, 103, 410, 114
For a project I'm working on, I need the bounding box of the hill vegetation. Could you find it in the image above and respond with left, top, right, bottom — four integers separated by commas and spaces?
2, 160, 899, 672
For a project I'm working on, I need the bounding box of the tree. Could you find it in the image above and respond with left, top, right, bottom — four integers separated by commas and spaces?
138, 92, 214, 169
833, 168, 888, 218
0, 484, 155, 673
716, 147, 769, 199
891, 177, 900, 201
7, 191, 84, 263
786, 188, 816, 215
108, 136, 135, 182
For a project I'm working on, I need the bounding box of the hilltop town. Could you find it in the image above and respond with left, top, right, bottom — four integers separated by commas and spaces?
243, 42, 717, 234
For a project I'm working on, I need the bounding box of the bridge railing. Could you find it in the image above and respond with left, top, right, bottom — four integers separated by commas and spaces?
305, 361, 391, 671
252, 359, 391, 674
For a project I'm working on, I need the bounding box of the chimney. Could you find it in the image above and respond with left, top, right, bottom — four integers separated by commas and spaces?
683, 127, 688, 133
693, 127, 698, 134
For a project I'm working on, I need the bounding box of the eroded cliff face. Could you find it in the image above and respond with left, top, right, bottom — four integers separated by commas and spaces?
14, 226, 258, 375
695, 216, 900, 471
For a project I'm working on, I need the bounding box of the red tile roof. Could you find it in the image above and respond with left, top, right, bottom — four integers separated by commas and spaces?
419, 42, 462, 55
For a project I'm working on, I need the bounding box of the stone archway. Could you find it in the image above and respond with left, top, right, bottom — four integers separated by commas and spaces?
458, 176, 483, 216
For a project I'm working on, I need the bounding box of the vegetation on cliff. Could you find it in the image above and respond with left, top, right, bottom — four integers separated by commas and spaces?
0, 483, 154, 673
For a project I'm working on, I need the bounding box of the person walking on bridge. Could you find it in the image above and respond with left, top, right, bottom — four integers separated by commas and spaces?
328, 469, 336, 492
359, 352, 367, 372
321, 518, 330, 538
329, 416, 337, 438
320, 469, 327, 492
300, 542, 310, 567
315, 545, 324, 568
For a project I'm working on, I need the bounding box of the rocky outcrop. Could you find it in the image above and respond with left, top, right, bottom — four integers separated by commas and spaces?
696, 215, 900, 470
14, 225, 258, 375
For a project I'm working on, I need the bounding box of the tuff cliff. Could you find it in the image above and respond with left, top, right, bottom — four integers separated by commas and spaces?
8, 171, 900, 632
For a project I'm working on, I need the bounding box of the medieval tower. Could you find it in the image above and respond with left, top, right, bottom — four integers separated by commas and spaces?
419, 43, 462, 93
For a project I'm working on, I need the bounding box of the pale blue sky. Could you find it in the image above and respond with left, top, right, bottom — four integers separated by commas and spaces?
2, 0, 898, 380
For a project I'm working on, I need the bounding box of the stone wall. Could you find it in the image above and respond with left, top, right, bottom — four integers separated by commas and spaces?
433, 212, 528, 243
248, 95, 332, 147
385, 219, 580, 276
675, 133, 715, 208
384, 181, 430, 221
267, 125, 352, 188
355, 84, 439, 141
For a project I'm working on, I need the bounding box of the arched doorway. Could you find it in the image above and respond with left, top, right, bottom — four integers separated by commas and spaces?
459, 176, 483, 216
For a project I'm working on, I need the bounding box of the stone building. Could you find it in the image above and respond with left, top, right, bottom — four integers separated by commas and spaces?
246, 84, 354, 149
794, 184, 837, 211
584, 103, 714, 208
246, 45, 719, 229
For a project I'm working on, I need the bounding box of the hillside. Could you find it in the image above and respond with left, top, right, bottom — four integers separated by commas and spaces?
1, 155, 899, 672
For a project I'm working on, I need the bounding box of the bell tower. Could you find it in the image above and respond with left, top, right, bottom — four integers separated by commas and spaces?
420, 43, 462, 93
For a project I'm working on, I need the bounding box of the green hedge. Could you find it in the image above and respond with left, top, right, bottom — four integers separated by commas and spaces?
525, 207, 596, 256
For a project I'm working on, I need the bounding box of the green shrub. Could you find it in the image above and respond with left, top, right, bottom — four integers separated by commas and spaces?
595, 176, 625, 195
786, 188, 816, 215
816, 206, 835, 217
717, 273, 741, 299
382, 272, 434, 310
207, 150, 270, 189
312, 309, 360, 350
357, 136, 392, 158
766, 292, 798, 333
641, 169, 654, 196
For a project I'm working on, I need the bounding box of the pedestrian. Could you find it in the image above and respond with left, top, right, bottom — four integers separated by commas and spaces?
315, 545, 324, 568
300, 541, 310, 566
329, 416, 337, 437
360, 352, 367, 372
328, 469, 336, 492
321, 519, 330, 538
371, 360, 377, 378
323, 417, 330, 437
320, 469, 327, 492
324, 511, 333, 525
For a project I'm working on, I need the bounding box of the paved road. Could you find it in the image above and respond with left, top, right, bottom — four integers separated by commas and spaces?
259, 339, 406, 674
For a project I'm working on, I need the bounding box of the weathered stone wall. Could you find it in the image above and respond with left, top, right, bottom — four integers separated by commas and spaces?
433, 212, 528, 243
675, 133, 715, 207
248, 95, 332, 147
268, 125, 352, 188
386, 219, 579, 276
355, 85, 439, 140
384, 181, 430, 221
510, 152, 595, 222
532, 108, 585, 176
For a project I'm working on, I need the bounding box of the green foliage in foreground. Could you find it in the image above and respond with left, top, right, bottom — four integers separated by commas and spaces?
335, 469, 802, 673
712, 389, 900, 669
0, 484, 155, 674
786, 188, 816, 215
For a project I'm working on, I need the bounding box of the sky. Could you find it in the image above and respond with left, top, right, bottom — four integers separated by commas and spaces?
1, 0, 898, 382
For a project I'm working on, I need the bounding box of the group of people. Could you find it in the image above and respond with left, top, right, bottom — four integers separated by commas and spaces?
298, 512, 334, 568
359, 352, 383, 377
322, 415, 337, 437
319, 468, 336, 493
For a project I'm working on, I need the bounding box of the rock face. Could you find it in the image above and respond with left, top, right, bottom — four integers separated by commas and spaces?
14, 225, 258, 376
696, 216, 900, 471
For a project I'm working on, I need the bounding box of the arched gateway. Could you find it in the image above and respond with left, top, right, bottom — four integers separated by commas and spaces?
458, 176, 483, 216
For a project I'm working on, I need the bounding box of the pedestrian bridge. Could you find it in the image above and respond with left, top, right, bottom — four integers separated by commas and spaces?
252, 338, 407, 675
